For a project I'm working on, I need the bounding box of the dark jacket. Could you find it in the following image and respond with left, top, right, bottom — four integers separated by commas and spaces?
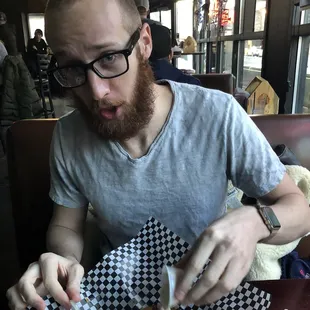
0, 24, 18, 55
0, 55, 42, 126
150, 59, 201, 86
27, 38, 47, 56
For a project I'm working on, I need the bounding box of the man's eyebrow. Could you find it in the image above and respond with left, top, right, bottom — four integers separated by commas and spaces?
89, 42, 119, 51
53, 42, 121, 60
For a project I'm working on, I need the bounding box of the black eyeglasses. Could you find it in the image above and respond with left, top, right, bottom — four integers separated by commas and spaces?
50, 28, 141, 88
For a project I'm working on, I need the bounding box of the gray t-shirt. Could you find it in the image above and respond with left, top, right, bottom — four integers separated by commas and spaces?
50, 81, 285, 248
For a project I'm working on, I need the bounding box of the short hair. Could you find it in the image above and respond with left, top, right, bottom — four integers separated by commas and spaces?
45, 0, 142, 35
35, 29, 43, 36
149, 24, 172, 61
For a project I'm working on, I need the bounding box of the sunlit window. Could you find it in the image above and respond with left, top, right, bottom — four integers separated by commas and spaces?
28, 14, 45, 41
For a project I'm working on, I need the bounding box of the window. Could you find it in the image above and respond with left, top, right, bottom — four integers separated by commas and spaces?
150, 12, 160, 23
254, 0, 267, 32
208, 0, 236, 37
198, 0, 266, 80
292, 36, 310, 113
301, 9, 310, 24
223, 0, 236, 36
150, 10, 171, 28
161, 10, 172, 29
221, 41, 233, 73
239, 39, 263, 89
176, 0, 194, 71
28, 14, 45, 41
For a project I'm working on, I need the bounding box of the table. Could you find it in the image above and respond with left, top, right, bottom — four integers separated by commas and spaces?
252, 279, 310, 309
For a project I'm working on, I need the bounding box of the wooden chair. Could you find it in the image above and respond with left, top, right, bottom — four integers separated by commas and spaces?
193, 73, 235, 94
7, 119, 56, 270
35, 54, 55, 118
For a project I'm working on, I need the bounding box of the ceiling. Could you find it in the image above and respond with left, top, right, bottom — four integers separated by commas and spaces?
149, 0, 175, 11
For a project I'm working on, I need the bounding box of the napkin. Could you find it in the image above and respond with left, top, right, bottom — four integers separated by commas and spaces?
30, 217, 271, 309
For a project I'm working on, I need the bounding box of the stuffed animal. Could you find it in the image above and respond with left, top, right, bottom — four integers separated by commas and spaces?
183, 36, 197, 54
245, 165, 310, 280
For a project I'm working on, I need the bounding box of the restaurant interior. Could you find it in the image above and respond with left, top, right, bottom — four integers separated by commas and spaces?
1, 0, 310, 309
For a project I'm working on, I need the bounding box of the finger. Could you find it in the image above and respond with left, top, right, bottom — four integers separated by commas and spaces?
66, 263, 84, 302
40, 255, 71, 309
197, 258, 245, 306
6, 286, 27, 310
35, 282, 49, 297
175, 249, 192, 269
175, 233, 216, 302
17, 263, 46, 309
183, 245, 231, 304
18, 281, 46, 310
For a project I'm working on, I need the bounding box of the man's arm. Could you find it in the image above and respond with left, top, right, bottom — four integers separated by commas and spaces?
254, 172, 310, 244
47, 204, 88, 263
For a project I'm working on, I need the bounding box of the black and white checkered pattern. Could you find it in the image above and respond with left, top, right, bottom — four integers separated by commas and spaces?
30, 217, 271, 310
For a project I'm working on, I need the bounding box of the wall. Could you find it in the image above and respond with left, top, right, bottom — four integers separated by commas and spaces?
27, 0, 47, 13
0, 0, 27, 53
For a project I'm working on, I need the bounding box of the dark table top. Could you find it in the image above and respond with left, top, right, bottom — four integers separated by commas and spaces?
252, 279, 310, 309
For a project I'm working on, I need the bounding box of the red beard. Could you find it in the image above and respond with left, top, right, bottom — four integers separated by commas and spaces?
70, 56, 155, 141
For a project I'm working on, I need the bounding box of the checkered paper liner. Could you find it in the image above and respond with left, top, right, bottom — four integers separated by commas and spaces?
30, 217, 271, 310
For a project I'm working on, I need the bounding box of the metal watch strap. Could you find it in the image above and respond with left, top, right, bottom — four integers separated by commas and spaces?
255, 203, 280, 237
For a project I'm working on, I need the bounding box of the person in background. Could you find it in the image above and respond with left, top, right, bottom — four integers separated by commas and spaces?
0, 40, 8, 67
149, 23, 201, 85
134, 0, 161, 25
27, 29, 47, 55
0, 12, 18, 56
26, 29, 48, 78
134, 0, 149, 19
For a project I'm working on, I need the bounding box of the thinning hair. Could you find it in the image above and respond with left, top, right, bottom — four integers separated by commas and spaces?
45, 0, 142, 35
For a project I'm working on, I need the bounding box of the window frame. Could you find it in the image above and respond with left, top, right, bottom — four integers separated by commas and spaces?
197, 0, 266, 87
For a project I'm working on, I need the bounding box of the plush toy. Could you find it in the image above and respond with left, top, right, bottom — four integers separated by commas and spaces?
245, 165, 310, 281
183, 36, 197, 54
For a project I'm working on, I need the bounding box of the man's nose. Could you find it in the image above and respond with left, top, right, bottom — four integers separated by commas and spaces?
87, 70, 110, 100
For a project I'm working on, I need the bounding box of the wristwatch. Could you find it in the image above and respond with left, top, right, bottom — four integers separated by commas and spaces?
255, 203, 281, 237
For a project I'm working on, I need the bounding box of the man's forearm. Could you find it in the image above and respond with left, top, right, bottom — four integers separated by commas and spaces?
47, 224, 84, 262
257, 193, 310, 245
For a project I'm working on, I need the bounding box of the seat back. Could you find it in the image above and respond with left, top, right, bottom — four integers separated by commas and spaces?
252, 114, 310, 258
252, 114, 310, 170
193, 73, 235, 94
7, 119, 57, 270
7, 115, 310, 270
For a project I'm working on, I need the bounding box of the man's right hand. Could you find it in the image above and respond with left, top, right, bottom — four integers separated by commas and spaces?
6, 253, 84, 310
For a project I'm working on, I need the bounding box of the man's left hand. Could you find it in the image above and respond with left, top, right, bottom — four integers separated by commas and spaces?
174, 206, 270, 306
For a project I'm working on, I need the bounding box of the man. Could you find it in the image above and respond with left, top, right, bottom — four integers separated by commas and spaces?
0, 40, 8, 66
6, 1, 310, 310
135, 0, 161, 25
135, 0, 150, 19
26, 29, 48, 77
149, 23, 201, 85
0, 12, 18, 55
27, 29, 48, 55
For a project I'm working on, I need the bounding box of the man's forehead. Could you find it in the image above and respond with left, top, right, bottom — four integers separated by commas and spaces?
46, 0, 124, 42
47, 10, 128, 59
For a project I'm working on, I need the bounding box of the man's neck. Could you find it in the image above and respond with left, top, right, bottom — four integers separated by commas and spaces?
119, 83, 173, 159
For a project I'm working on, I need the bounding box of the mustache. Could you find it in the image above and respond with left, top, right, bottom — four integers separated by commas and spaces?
92, 99, 124, 110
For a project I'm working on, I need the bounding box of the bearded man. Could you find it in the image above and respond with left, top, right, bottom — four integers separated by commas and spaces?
6, 0, 310, 309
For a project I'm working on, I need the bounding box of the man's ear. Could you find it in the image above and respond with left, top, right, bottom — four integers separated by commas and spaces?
138, 23, 152, 61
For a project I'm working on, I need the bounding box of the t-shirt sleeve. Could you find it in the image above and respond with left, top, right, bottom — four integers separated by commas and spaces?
225, 96, 286, 198
49, 121, 89, 208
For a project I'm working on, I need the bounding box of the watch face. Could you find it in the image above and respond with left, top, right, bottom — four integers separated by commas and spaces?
264, 207, 281, 229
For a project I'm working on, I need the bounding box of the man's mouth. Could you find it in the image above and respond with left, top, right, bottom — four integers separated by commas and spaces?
99, 106, 121, 120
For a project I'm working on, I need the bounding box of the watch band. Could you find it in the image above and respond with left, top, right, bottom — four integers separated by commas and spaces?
255, 203, 281, 237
